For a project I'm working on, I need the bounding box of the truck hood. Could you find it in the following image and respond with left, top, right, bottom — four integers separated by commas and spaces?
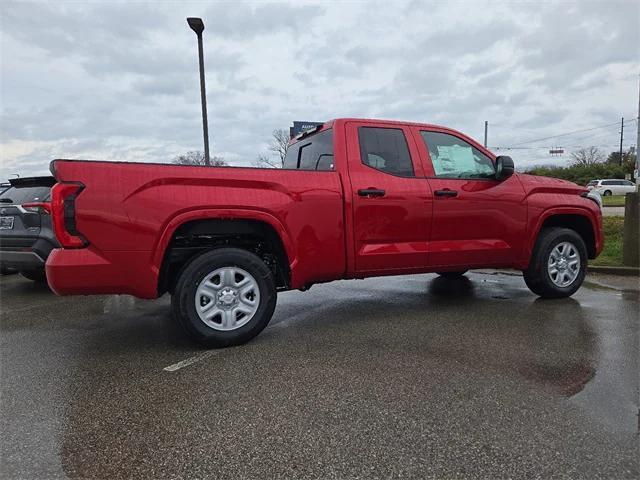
517, 173, 586, 195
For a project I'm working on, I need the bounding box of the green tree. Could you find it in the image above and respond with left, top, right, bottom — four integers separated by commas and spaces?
529, 162, 628, 186
606, 151, 636, 167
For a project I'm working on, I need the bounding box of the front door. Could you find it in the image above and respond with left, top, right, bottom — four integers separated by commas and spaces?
412, 127, 527, 268
346, 121, 433, 273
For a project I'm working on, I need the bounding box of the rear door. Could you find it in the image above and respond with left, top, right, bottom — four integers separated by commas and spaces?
599, 180, 616, 195
346, 121, 433, 273
412, 127, 527, 268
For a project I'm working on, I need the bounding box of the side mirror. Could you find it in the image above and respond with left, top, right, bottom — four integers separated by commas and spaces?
495, 156, 514, 180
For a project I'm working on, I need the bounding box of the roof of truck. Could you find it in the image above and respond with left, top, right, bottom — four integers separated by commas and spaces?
290, 118, 452, 144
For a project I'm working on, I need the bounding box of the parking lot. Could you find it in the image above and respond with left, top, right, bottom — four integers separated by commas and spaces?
1, 271, 638, 479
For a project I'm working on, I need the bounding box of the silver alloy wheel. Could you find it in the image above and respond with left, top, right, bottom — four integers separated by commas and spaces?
547, 241, 580, 288
195, 266, 260, 331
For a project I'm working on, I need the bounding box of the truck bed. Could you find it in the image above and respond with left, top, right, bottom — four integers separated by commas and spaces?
47, 160, 346, 297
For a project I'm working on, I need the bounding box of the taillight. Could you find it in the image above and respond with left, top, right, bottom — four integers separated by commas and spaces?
22, 202, 51, 214
50, 182, 87, 248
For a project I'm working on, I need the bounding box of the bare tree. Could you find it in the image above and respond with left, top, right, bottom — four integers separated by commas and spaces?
268, 129, 290, 166
570, 146, 605, 166
253, 154, 280, 169
172, 151, 227, 166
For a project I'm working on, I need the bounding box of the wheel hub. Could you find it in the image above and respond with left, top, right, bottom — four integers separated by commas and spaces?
195, 266, 261, 331
217, 287, 238, 308
547, 241, 580, 288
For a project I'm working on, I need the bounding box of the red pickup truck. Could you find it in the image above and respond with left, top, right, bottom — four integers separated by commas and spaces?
46, 118, 603, 347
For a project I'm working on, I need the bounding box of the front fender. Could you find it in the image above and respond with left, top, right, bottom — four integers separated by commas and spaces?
521, 205, 602, 269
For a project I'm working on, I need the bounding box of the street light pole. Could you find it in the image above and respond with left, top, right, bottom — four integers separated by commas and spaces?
187, 17, 210, 166
636, 75, 640, 185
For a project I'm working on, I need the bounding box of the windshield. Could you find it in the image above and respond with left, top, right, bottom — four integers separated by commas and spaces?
0, 186, 51, 204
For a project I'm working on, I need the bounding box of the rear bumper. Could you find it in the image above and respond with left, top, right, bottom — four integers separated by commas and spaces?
0, 250, 45, 270
0, 236, 57, 271
45, 248, 158, 298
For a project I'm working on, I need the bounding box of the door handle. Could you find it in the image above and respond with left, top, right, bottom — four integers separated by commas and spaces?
358, 188, 386, 197
434, 189, 458, 197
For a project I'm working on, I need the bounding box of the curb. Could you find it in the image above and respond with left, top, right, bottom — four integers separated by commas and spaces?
587, 265, 640, 276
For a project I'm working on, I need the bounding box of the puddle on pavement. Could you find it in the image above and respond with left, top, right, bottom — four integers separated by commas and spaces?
519, 362, 596, 397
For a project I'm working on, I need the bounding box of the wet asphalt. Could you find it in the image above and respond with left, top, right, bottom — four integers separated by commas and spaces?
0, 271, 638, 479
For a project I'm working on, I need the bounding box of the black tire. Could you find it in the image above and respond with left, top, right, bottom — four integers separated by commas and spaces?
436, 270, 468, 277
523, 227, 587, 299
171, 248, 277, 348
603, 190, 612, 196
20, 269, 47, 283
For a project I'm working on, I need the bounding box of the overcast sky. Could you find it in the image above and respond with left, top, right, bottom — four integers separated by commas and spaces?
1, 0, 638, 178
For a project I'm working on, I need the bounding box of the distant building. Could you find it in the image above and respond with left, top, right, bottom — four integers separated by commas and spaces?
290, 121, 324, 139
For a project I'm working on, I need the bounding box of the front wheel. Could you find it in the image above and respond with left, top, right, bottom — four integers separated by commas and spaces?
602, 190, 612, 196
523, 228, 587, 299
172, 248, 277, 348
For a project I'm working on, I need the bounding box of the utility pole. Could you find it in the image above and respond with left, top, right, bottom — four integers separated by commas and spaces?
484, 121, 488, 148
187, 17, 211, 166
619, 117, 624, 166
636, 75, 640, 184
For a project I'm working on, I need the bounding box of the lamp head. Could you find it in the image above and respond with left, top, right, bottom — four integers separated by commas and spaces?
187, 17, 204, 35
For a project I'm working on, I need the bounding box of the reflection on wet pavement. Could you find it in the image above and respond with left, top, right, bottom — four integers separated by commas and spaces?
1, 271, 638, 479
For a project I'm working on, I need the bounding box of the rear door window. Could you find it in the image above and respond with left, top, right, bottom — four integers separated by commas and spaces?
358, 127, 414, 177
283, 129, 334, 170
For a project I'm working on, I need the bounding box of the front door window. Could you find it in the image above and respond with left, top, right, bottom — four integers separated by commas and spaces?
420, 131, 495, 179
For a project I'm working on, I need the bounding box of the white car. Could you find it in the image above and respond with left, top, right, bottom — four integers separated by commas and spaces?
586, 179, 637, 196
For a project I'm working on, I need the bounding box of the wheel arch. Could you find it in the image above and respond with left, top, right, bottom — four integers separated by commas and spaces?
153, 209, 295, 296
529, 209, 598, 261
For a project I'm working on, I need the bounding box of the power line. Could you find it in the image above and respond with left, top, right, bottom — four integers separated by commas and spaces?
504, 117, 638, 147
491, 118, 638, 150
565, 125, 626, 145
492, 142, 636, 151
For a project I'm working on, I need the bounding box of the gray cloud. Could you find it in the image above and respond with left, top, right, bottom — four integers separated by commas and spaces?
1, 0, 638, 179
203, 2, 325, 39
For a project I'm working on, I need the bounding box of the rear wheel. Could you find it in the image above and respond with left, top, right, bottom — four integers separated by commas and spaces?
171, 248, 277, 348
20, 269, 47, 283
436, 270, 468, 277
523, 228, 587, 299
